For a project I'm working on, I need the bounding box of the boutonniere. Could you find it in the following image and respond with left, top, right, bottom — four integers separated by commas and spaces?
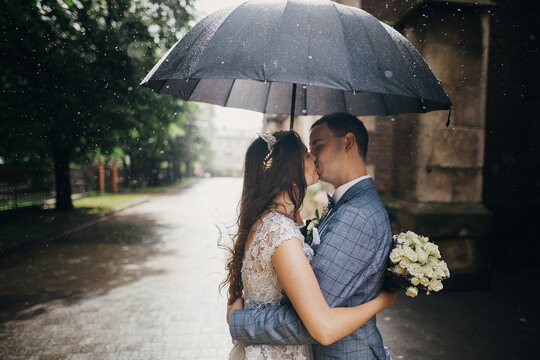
305, 209, 321, 245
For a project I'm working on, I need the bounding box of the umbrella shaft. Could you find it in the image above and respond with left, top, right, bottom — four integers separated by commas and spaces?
290, 83, 296, 130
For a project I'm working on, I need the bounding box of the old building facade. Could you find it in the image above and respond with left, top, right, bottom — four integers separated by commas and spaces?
264, 0, 539, 285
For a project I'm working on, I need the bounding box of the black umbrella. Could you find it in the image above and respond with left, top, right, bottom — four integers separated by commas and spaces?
141, 0, 452, 129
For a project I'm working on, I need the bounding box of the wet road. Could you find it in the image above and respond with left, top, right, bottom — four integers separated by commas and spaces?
0, 178, 243, 359
1, 178, 537, 359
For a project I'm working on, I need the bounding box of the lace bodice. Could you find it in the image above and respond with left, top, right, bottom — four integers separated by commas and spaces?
234, 212, 313, 360
242, 212, 313, 310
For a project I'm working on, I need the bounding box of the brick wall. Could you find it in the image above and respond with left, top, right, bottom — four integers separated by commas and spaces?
364, 116, 395, 196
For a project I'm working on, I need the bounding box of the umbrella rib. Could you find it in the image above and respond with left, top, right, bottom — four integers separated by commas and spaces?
223, 79, 236, 107
379, 92, 389, 115
331, 2, 355, 92
342, 88, 348, 114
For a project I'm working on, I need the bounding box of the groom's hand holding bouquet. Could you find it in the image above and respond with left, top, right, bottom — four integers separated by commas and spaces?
385, 231, 451, 297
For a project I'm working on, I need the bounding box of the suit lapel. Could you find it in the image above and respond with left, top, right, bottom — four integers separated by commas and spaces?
317, 178, 375, 238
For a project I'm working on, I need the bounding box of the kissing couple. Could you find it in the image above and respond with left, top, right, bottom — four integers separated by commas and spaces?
223, 112, 396, 360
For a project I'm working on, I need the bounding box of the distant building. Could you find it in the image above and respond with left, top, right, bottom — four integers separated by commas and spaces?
210, 127, 256, 177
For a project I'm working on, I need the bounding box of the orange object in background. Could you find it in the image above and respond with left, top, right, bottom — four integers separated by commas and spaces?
97, 163, 105, 194
110, 164, 118, 193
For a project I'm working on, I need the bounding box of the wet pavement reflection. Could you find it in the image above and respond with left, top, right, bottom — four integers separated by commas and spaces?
2, 177, 536, 359
0, 178, 242, 359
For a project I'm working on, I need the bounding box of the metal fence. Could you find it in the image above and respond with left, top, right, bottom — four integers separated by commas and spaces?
0, 184, 54, 211
0, 167, 95, 211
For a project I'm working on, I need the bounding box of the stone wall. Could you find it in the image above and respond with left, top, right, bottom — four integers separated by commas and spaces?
389, 2, 494, 287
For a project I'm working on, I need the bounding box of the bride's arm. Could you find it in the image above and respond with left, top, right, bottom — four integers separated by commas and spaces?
272, 237, 396, 346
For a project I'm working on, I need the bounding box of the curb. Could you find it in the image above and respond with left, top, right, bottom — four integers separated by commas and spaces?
0, 196, 150, 256
45, 196, 150, 242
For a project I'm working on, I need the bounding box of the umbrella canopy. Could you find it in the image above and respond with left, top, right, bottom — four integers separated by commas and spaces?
141, 0, 451, 127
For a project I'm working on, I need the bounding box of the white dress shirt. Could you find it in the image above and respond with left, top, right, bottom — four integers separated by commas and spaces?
332, 175, 371, 204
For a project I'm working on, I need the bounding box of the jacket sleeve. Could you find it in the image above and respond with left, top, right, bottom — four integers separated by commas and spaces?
229, 302, 317, 345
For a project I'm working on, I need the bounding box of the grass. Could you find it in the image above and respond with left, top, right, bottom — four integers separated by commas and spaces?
0, 193, 145, 251
73, 194, 145, 215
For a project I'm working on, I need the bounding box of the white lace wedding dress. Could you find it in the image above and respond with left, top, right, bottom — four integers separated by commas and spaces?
229, 211, 314, 360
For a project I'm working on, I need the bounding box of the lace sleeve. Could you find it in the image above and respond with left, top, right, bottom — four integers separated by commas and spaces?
259, 213, 304, 256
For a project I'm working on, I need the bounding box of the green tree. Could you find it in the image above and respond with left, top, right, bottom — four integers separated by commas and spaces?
0, 0, 194, 209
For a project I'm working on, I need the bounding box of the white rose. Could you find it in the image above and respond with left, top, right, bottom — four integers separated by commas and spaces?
410, 277, 420, 286
412, 236, 423, 246
441, 261, 450, 277
389, 249, 404, 264
406, 286, 418, 297
403, 247, 418, 262
417, 250, 429, 263
425, 242, 440, 257
408, 264, 423, 277
423, 265, 434, 278
420, 277, 429, 287
428, 279, 443, 292
433, 267, 445, 279
399, 258, 411, 270
393, 265, 406, 275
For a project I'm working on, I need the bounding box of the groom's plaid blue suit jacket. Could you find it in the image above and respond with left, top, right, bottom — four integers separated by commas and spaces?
229, 178, 393, 360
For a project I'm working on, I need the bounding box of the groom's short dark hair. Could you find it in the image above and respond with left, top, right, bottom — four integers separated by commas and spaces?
311, 112, 369, 159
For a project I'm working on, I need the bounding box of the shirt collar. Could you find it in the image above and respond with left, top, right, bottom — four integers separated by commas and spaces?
332, 175, 372, 204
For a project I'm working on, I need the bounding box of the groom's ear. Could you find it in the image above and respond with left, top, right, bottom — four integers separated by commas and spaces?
343, 132, 356, 153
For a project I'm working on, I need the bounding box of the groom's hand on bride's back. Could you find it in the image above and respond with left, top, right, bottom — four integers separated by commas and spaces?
227, 297, 244, 324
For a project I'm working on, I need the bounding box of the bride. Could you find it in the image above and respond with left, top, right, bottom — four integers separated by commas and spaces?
223, 131, 396, 359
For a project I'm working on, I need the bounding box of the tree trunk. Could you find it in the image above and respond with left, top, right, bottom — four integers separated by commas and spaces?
185, 160, 192, 178
173, 159, 182, 180
53, 148, 73, 210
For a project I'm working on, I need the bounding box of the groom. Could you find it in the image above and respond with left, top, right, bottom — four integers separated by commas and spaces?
229, 112, 393, 359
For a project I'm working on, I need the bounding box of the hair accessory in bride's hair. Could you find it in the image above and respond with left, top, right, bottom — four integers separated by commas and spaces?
258, 133, 277, 170
258, 133, 277, 152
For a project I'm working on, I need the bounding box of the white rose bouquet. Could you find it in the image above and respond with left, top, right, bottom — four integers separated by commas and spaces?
386, 231, 450, 297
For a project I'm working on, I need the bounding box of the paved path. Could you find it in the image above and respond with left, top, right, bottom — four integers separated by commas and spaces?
1, 178, 243, 359
1, 178, 537, 359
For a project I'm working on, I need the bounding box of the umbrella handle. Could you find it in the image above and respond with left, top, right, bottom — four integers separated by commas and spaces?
290, 83, 296, 130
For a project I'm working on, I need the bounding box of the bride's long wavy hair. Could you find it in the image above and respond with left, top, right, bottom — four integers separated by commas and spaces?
221, 130, 308, 304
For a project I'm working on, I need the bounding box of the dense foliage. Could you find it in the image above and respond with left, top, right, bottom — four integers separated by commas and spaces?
0, 0, 210, 209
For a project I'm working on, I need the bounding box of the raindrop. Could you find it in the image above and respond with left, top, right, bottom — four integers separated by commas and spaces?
166, 85, 170, 89
308, 55, 312, 59
221, 61, 224, 64
128, 86, 133, 91
302, 85, 307, 89
301, 109, 307, 114
353, 91, 356, 95
384, 70, 393, 78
